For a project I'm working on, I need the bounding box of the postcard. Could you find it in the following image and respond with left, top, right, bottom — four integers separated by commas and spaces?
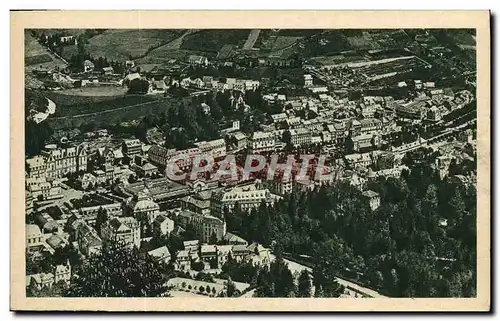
11, 10, 490, 312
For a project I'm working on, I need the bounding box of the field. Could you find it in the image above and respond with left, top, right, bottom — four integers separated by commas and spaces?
85, 29, 185, 61
181, 29, 250, 53
48, 93, 163, 117
25, 32, 68, 69
52, 87, 128, 97
271, 36, 303, 51
136, 30, 203, 66
46, 96, 182, 129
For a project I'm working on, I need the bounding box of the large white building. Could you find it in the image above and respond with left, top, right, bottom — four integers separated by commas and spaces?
289, 128, 312, 147
248, 131, 276, 154
39, 144, 88, 179
210, 184, 275, 218
195, 138, 227, 160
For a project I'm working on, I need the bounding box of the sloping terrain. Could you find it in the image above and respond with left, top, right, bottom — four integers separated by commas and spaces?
86, 29, 185, 61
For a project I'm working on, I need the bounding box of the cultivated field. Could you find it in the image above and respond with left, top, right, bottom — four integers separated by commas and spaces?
86, 29, 185, 61
25, 32, 67, 69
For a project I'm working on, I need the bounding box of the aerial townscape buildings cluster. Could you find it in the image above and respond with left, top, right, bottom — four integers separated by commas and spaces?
25, 28, 477, 298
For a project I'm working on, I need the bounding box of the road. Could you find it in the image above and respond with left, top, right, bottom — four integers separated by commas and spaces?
271, 253, 388, 298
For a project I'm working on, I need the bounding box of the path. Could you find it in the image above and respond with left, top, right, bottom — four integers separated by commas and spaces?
277, 253, 388, 298
243, 29, 261, 50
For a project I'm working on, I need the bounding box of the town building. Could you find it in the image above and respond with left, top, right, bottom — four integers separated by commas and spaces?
223, 232, 248, 246
126, 188, 161, 223
83, 60, 94, 73
188, 55, 209, 66
71, 203, 123, 222
76, 222, 102, 256
40, 144, 88, 179
26, 156, 47, 178
210, 184, 275, 218
122, 139, 143, 161
152, 214, 175, 237
180, 193, 211, 216
248, 131, 276, 154
230, 132, 248, 150
101, 217, 141, 248
178, 210, 227, 244
289, 128, 312, 147
148, 246, 171, 264
54, 262, 72, 284
304, 74, 313, 87
26, 224, 44, 253
362, 190, 381, 211
195, 138, 227, 160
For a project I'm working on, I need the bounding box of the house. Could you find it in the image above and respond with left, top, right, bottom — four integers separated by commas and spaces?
175, 249, 193, 271
102, 66, 114, 75
245, 243, 272, 267
46, 234, 68, 252
178, 210, 226, 244
76, 222, 102, 256
101, 217, 141, 248
54, 262, 72, 284
40, 144, 88, 179
180, 193, 211, 216
127, 189, 160, 223
153, 214, 175, 237
122, 139, 142, 161
304, 74, 313, 87
183, 240, 199, 252
26, 156, 47, 178
35, 213, 59, 234
223, 232, 248, 246
148, 246, 171, 264
362, 190, 380, 211
188, 55, 208, 66
200, 244, 218, 267
26, 224, 44, 253
84, 60, 94, 73
210, 184, 275, 218
29, 273, 54, 291
427, 105, 442, 122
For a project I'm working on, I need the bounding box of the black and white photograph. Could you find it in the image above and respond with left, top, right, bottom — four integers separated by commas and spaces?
11, 10, 490, 312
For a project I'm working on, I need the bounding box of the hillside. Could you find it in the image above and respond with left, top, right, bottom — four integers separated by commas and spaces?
85, 29, 186, 61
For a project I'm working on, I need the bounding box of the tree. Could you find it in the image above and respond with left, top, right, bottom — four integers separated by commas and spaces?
297, 270, 312, 297
95, 207, 109, 235
282, 130, 292, 146
226, 276, 236, 297
191, 261, 204, 272
198, 285, 205, 293
128, 78, 150, 94
209, 232, 218, 245
65, 241, 172, 297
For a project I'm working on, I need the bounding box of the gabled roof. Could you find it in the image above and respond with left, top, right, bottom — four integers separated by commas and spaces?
148, 246, 171, 258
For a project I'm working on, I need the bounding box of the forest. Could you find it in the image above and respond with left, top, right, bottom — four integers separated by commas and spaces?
222, 157, 476, 297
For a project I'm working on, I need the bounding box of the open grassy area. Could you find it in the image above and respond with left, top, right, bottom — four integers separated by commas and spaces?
48, 93, 162, 117
52, 87, 128, 97
86, 29, 185, 61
